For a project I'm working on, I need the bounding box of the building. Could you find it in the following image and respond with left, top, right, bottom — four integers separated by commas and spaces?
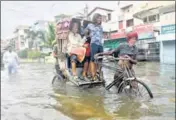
13, 25, 30, 51
1, 39, 10, 52
102, 2, 163, 60
157, 4, 175, 64
132, 1, 175, 61
87, 7, 113, 22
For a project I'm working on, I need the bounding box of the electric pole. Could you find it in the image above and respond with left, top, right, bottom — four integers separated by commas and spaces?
84, 4, 89, 20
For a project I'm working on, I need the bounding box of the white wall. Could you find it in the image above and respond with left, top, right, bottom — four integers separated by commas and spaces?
110, 3, 144, 31
160, 12, 175, 26
160, 40, 175, 64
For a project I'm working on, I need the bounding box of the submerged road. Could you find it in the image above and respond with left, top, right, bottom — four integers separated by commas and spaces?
1, 62, 175, 120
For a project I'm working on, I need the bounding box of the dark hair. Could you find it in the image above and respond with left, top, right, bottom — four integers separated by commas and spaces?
8, 46, 12, 49
69, 22, 78, 31
86, 37, 91, 44
92, 13, 102, 25
69, 18, 81, 33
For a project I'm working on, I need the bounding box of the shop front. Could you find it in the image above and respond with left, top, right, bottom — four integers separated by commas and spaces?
158, 24, 175, 64
103, 24, 160, 61
103, 30, 126, 50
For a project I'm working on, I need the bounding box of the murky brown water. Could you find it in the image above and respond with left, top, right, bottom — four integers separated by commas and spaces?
1, 62, 175, 120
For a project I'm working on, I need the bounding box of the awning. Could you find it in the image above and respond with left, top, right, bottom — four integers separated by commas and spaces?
104, 38, 126, 49
110, 31, 126, 40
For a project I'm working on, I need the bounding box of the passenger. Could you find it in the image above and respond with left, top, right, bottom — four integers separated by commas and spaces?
81, 31, 91, 80
94, 31, 138, 86
67, 22, 85, 81
3, 46, 19, 75
85, 13, 103, 81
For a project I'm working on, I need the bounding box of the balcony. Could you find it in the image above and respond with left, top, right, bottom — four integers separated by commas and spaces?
133, 1, 175, 19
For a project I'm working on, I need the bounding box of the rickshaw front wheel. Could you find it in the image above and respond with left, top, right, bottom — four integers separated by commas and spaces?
117, 79, 153, 99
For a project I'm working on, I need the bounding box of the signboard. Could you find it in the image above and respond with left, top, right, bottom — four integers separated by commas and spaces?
161, 24, 175, 34
138, 32, 153, 40
110, 24, 154, 40
110, 32, 126, 39
133, 24, 153, 34
133, 24, 154, 40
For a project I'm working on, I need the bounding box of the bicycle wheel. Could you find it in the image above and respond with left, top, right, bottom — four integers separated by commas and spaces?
118, 79, 153, 99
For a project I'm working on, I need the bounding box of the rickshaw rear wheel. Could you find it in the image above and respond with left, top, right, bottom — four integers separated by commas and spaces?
51, 73, 65, 85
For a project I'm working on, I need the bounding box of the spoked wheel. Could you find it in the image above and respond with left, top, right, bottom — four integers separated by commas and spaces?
118, 79, 153, 99
51, 73, 65, 85
52, 75, 58, 85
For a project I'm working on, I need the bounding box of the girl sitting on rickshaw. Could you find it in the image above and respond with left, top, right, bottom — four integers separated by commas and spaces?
67, 22, 84, 81
67, 21, 91, 81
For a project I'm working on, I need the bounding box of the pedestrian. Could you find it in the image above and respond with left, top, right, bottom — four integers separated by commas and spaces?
3, 46, 19, 75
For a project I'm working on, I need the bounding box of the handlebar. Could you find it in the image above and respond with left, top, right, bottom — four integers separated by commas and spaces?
94, 55, 131, 61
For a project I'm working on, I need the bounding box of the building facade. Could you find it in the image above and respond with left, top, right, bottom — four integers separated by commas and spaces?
13, 25, 30, 51
101, 1, 175, 61
157, 4, 175, 64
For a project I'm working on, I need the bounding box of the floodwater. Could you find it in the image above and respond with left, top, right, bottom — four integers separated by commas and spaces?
1, 62, 175, 120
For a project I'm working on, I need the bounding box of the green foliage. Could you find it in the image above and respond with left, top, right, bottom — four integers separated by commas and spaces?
25, 30, 39, 49
27, 50, 41, 59
18, 49, 28, 58
46, 23, 55, 47
40, 52, 50, 58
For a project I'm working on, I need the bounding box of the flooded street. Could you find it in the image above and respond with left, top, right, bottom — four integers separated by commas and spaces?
1, 62, 175, 120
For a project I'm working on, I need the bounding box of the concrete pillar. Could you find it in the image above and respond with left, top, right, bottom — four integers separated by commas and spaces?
160, 40, 163, 63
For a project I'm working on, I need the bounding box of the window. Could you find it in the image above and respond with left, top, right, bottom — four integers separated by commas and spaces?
157, 14, 160, 21
119, 21, 123, 29
126, 19, 134, 27
148, 14, 160, 23
143, 14, 160, 23
20, 35, 24, 40
149, 15, 157, 22
143, 17, 148, 23
108, 13, 111, 21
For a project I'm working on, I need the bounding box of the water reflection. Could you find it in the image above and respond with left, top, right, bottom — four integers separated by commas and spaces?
1, 62, 175, 120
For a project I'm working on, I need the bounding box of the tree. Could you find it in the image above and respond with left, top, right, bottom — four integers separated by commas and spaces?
25, 30, 38, 50
25, 28, 47, 50
45, 22, 55, 47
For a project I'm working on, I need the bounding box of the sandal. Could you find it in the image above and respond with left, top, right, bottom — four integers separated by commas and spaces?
73, 76, 79, 81
91, 76, 98, 81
